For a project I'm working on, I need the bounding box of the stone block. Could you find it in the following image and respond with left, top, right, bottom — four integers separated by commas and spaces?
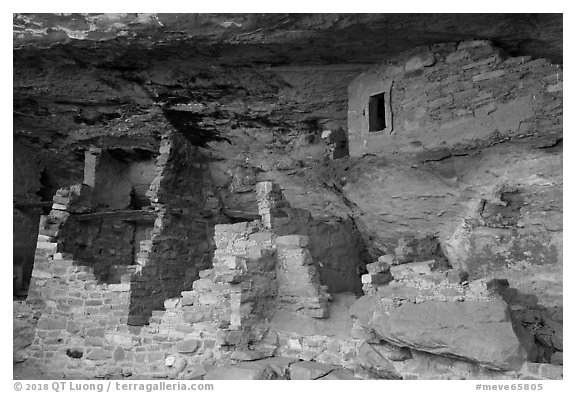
192, 279, 212, 290
52, 194, 70, 205
113, 347, 126, 361
276, 235, 310, 247
377, 255, 394, 265
366, 261, 391, 275
177, 339, 199, 354
36, 242, 58, 252
51, 203, 67, 211
390, 261, 433, 279
147, 352, 165, 363
198, 293, 220, 305
198, 269, 212, 279
86, 348, 112, 361
109, 283, 130, 292
220, 255, 247, 270
86, 328, 105, 338
361, 272, 393, 285
183, 309, 211, 324
550, 352, 563, 365
105, 333, 133, 347
32, 269, 52, 279
164, 298, 181, 309
37, 317, 66, 330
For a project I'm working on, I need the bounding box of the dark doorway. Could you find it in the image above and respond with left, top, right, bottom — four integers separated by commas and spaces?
369, 92, 386, 132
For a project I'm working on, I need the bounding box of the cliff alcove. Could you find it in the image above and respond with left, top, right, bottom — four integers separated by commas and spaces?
13, 13, 562, 380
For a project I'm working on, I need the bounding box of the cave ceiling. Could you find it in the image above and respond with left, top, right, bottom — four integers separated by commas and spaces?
13, 13, 563, 184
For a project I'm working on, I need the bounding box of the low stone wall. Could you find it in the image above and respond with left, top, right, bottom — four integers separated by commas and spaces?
256, 181, 366, 294
276, 235, 330, 318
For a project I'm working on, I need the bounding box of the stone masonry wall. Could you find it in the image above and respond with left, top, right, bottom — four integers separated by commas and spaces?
58, 217, 137, 282
128, 131, 221, 325
54, 147, 156, 284
25, 179, 336, 378
26, 217, 278, 378
143, 220, 278, 372
348, 40, 563, 157
275, 235, 331, 318
256, 181, 365, 294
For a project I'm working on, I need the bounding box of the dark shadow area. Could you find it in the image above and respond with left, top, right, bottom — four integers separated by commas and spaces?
489, 279, 563, 364
162, 109, 231, 147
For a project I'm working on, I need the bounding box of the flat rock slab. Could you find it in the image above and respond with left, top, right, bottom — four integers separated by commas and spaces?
370, 299, 526, 370
318, 368, 359, 380
289, 361, 336, 380
204, 363, 275, 380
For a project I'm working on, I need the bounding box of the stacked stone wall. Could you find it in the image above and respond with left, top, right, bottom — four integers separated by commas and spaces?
58, 217, 137, 282
348, 40, 563, 157
256, 181, 365, 294
275, 235, 330, 318
128, 131, 220, 324
146, 221, 278, 369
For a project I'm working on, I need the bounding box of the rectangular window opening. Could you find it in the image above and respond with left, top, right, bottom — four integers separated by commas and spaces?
369, 92, 386, 132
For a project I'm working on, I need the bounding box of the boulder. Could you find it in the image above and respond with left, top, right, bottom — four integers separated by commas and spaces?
176, 339, 199, 354
370, 299, 527, 370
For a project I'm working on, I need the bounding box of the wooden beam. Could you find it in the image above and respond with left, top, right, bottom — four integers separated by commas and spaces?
74, 210, 157, 222
222, 209, 260, 221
